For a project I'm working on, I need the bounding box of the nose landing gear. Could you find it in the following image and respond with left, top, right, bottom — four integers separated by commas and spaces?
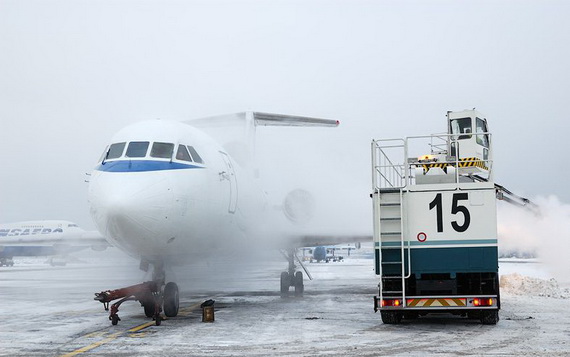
94, 262, 179, 326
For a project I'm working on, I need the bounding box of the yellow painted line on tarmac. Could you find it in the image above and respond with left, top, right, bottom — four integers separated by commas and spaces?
60, 300, 207, 357
59, 332, 122, 357
178, 301, 204, 316
127, 320, 157, 333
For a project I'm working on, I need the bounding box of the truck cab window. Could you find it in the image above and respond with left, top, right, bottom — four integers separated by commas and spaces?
450, 118, 472, 140
476, 118, 490, 148
150, 142, 174, 159
126, 141, 150, 158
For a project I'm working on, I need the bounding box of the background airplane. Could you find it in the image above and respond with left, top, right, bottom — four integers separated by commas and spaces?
303, 244, 361, 263
0, 220, 108, 266
90, 112, 371, 325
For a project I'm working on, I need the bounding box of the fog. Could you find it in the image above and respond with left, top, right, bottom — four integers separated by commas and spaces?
1, 1, 569, 236
498, 196, 570, 282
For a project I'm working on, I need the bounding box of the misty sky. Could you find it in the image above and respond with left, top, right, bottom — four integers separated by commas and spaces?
1, 0, 569, 230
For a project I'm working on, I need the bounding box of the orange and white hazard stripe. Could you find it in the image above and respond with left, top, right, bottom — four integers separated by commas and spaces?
406, 298, 467, 307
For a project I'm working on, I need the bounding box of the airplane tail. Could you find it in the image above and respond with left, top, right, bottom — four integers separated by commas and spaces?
183, 112, 338, 169
250, 112, 339, 127
184, 111, 339, 128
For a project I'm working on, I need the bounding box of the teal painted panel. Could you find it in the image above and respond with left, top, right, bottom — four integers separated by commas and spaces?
378, 246, 498, 276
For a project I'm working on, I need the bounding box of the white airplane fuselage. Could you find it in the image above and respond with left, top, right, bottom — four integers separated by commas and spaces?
88, 120, 266, 265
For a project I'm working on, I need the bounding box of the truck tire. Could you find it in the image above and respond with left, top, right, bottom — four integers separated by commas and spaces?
381, 311, 402, 324
480, 310, 499, 325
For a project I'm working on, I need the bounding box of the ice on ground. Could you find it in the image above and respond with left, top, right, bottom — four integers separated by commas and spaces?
501, 273, 570, 299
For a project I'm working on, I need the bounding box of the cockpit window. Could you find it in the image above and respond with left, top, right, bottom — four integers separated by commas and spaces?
176, 145, 193, 162
126, 141, 150, 158
150, 142, 174, 159
450, 118, 472, 140
107, 142, 126, 160
187, 146, 204, 164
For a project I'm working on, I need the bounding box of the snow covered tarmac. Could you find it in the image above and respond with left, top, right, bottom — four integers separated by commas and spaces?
1, 250, 569, 356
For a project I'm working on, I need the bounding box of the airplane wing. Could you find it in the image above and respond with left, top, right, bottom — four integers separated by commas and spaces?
290, 234, 372, 249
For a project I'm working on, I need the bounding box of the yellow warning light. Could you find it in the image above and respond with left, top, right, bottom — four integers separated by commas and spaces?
418, 155, 436, 162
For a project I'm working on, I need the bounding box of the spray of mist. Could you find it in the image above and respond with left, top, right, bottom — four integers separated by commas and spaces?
498, 195, 570, 282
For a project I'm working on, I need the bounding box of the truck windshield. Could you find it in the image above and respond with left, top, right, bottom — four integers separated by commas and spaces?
450, 118, 472, 140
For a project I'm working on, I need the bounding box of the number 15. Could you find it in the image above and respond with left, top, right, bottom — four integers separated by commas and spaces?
429, 193, 471, 233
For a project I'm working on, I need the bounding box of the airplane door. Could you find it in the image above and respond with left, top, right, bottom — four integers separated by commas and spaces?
219, 152, 238, 214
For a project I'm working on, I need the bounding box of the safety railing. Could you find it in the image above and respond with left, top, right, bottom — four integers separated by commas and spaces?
372, 133, 493, 190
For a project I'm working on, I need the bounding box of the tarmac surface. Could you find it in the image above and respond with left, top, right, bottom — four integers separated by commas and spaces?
1, 248, 569, 356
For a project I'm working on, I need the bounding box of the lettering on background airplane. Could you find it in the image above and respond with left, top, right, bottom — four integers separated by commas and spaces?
89, 112, 371, 325
0, 220, 108, 266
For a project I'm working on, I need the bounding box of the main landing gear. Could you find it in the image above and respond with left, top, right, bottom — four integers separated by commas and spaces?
280, 248, 311, 297
94, 262, 179, 326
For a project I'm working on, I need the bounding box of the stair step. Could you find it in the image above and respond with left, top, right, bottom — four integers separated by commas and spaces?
380, 203, 401, 207
380, 217, 401, 221
382, 261, 403, 265
380, 232, 402, 236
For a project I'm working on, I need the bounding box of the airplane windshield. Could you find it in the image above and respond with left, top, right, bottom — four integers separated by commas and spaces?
126, 141, 150, 158
187, 146, 203, 163
176, 145, 193, 162
150, 142, 174, 159
107, 142, 126, 160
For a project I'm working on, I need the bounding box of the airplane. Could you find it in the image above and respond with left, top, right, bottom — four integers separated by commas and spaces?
0, 220, 108, 266
89, 112, 371, 325
303, 244, 361, 263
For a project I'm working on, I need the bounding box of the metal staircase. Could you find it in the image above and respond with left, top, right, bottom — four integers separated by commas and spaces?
372, 139, 411, 306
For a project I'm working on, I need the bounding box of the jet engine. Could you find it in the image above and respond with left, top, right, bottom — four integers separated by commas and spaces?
282, 189, 315, 225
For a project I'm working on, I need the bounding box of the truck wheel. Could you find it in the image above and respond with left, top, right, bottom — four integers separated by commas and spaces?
480, 310, 499, 325
381, 311, 402, 324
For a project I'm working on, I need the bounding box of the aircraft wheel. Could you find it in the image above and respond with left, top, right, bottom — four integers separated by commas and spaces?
280, 272, 290, 297
294, 271, 304, 297
111, 314, 120, 326
142, 299, 155, 318
163, 282, 179, 317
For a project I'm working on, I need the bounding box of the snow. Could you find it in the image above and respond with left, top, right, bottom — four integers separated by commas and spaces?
1, 248, 570, 356
501, 273, 570, 299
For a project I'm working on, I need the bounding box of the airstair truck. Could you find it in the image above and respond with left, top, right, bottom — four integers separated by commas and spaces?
372, 109, 500, 324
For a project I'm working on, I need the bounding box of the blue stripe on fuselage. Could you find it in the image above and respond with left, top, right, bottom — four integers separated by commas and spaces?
0, 246, 88, 257
96, 160, 204, 172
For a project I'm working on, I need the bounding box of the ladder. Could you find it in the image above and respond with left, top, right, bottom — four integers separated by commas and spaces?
376, 188, 410, 305
371, 139, 411, 307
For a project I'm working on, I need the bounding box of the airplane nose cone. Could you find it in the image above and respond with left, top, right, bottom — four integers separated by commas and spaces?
88, 172, 176, 254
